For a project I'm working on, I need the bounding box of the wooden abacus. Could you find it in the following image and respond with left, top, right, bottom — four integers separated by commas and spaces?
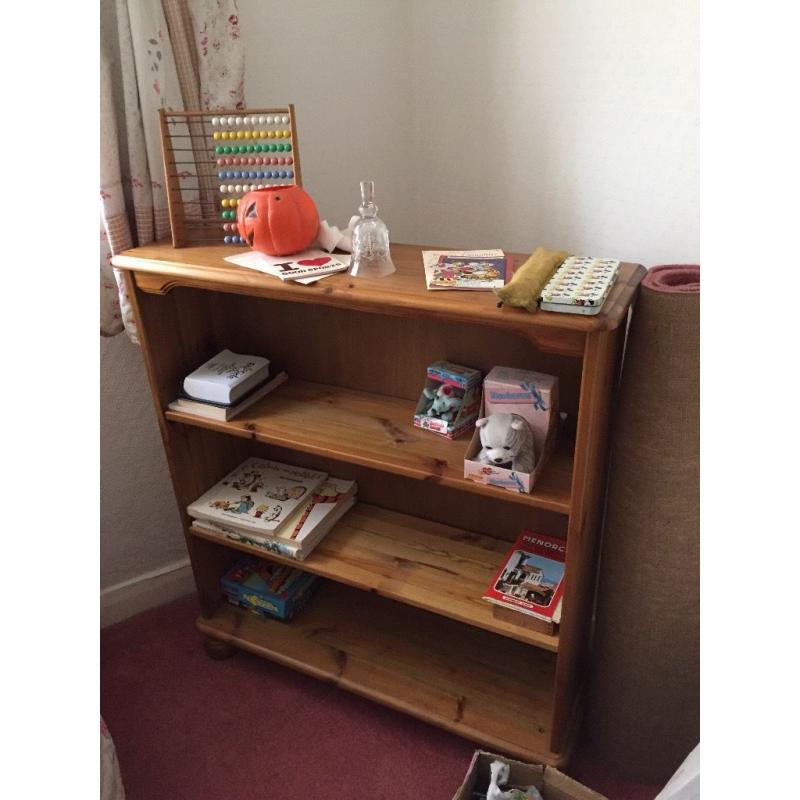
158, 106, 303, 248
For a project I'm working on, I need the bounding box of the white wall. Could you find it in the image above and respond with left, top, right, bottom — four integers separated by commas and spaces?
240, 0, 415, 239
100, 333, 185, 589
241, 0, 698, 265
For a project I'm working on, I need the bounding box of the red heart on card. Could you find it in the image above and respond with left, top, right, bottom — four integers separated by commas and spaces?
297, 257, 331, 267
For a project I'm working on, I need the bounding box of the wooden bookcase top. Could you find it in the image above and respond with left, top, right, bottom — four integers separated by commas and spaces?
113, 241, 645, 339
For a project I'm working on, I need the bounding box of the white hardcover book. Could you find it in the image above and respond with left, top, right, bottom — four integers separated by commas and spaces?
168, 372, 288, 421
183, 349, 270, 405
187, 458, 327, 535
281, 478, 358, 547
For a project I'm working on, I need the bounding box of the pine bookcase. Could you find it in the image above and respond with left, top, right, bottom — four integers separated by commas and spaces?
112, 241, 645, 765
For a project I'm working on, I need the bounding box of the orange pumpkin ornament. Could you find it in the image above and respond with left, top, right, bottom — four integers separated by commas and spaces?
236, 185, 320, 256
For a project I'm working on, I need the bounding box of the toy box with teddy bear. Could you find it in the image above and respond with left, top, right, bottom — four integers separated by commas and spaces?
464, 366, 559, 494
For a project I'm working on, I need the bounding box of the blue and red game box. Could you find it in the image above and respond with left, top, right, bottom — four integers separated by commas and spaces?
221, 557, 320, 621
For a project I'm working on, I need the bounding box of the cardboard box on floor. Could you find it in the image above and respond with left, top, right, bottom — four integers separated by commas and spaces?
453, 751, 607, 800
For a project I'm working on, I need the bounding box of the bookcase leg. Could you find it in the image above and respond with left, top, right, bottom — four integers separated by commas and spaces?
203, 635, 237, 660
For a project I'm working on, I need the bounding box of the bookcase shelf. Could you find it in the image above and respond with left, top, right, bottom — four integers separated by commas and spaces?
114, 240, 645, 766
191, 503, 560, 652
196, 582, 557, 763
166, 380, 574, 515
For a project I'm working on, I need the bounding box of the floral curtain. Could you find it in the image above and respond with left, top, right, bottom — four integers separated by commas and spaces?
100, 0, 245, 339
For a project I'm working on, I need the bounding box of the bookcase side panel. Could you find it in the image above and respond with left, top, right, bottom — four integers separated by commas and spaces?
551, 328, 623, 753
124, 273, 251, 615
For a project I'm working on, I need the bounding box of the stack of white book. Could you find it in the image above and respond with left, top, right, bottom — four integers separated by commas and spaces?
188, 457, 357, 561
169, 349, 287, 421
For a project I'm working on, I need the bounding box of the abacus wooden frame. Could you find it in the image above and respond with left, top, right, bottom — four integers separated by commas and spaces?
158, 106, 303, 248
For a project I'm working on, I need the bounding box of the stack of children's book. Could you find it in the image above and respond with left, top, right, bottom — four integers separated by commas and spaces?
482, 530, 566, 635
168, 349, 288, 421
187, 457, 357, 560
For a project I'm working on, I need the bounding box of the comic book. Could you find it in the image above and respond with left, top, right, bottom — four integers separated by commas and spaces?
187, 457, 327, 535
421, 249, 506, 290
429, 255, 508, 290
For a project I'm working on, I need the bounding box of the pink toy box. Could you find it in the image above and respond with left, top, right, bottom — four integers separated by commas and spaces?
464, 366, 559, 494
413, 360, 482, 439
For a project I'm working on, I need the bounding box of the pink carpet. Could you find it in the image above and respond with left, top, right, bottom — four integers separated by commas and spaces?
101, 596, 661, 800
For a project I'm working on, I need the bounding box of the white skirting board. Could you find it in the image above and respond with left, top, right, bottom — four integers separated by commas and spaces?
101, 558, 195, 628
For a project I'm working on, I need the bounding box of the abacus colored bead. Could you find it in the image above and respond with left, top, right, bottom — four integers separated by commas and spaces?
266, 115, 274, 124
224, 235, 232, 244
282, 115, 289, 124
246, 145, 255, 152
223, 146, 233, 153
226, 116, 235, 125
286, 156, 293, 164
259, 130, 268, 139
243, 117, 250, 125
247, 171, 255, 179
287, 170, 294, 178
213, 132, 221, 140
266, 130, 274, 138
258, 116, 266, 125
285, 143, 292, 151
212, 117, 219, 126
235, 117, 243, 126
280, 171, 287, 178
215, 145, 224, 154
219, 185, 228, 193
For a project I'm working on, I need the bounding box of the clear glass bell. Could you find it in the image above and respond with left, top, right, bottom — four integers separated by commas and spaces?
349, 180, 396, 278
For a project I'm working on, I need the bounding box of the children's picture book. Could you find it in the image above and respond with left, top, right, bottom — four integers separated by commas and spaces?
183, 349, 271, 405
187, 457, 327, 535
483, 530, 566, 623
539, 256, 620, 315
225, 249, 350, 283
169, 371, 288, 421
429, 255, 508, 290
192, 477, 358, 560
421, 249, 505, 290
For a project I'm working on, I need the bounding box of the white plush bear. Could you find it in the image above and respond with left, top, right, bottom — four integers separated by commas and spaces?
423, 383, 462, 422
476, 413, 535, 473
487, 760, 543, 800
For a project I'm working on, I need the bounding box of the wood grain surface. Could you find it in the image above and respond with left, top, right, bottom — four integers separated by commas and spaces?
198, 582, 560, 764
166, 380, 573, 514
191, 503, 560, 651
